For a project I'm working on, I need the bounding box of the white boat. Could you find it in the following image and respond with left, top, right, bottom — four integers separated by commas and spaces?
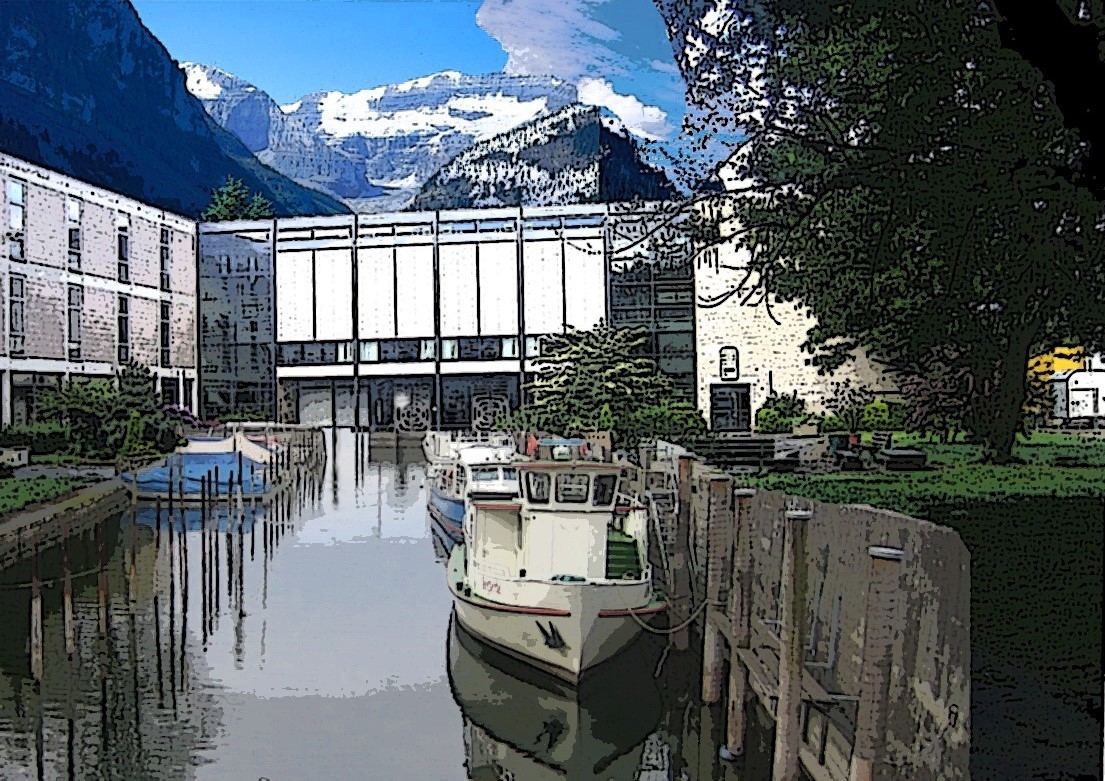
447, 614, 663, 781
421, 430, 516, 469
428, 443, 522, 549
446, 456, 667, 684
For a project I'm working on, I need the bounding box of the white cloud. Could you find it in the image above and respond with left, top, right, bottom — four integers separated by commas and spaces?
476, 0, 621, 79
577, 77, 671, 140
476, 0, 681, 140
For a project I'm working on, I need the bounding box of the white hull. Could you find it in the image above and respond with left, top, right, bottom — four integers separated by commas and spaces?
448, 545, 663, 683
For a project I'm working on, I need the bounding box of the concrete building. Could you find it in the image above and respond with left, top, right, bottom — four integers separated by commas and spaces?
1050, 353, 1105, 421
198, 203, 696, 429
0, 153, 198, 427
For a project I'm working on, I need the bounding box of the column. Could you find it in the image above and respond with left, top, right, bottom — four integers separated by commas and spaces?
722, 487, 756, 760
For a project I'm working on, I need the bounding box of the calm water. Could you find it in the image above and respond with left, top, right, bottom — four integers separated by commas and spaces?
0, 430, 776, 781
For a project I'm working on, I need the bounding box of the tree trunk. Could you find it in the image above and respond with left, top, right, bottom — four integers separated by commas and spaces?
976, 334, 1035, 465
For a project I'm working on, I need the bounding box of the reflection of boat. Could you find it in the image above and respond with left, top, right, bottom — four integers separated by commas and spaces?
448, 458, 666, 683
125, 505, 264, 533
120, 452, 271, 502
427, 444, 521, 548
448, 615, 663, 780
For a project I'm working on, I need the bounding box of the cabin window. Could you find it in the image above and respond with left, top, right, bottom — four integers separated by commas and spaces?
471, 467, 499, 481
555, 473, 590, 504
593, 474, 617, 506
502, 467, 517, 481
525, 472, 550, 504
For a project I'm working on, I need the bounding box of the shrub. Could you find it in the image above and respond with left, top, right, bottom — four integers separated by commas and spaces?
0, 422, 70, 455
756, 408, 802, 434
818, 415, 847, 433
760, 390, 807, 418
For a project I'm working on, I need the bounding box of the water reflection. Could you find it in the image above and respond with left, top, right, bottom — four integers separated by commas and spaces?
0, 430, 783, 780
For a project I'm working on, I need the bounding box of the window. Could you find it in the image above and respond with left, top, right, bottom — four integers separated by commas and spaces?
8, 179, 25, 262
117, 295, 130, 363
116, 212, 130, 282
160, 301, 171, 367
719, 346, 740, 381
556, 473, 590, 504
159, 224, 171, 291
441, 338, 458, 360
67, 198, 82, 272
593, 474, 618, 506
419, 339, 436, 361
525, 471, 550, 504
501, 337, 519, 359
524, 336, 542, 358
459, 337, 500, 360
67, 284, 83, 361
9, 274, 25, 356
471, 467, 499, 482
337, 341, 353, 363
359, 340, 379, 362
380, 339, 421, 362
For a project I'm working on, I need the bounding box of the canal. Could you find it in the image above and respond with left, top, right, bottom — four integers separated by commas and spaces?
0, 429, 780, 781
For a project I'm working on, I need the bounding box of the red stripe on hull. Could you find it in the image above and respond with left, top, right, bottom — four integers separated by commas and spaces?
449, 586, 571, 617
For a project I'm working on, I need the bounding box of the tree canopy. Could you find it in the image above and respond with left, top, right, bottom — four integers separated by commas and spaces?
200, 176, 274, 222
660, 0, 1105, 462
499, 324, 706, 449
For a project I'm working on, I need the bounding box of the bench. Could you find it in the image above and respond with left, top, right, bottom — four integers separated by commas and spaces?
868, 432, 928, 471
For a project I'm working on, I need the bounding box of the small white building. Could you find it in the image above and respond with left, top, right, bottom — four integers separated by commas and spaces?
1050, 354, 1105, 420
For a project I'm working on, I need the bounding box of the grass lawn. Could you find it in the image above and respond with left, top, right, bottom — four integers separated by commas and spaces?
0, 476, 90, 517
29, 453, 118, 467
751, 430, 1105, 514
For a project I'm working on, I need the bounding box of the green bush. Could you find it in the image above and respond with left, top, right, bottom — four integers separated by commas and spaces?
818, 415, 847, 433
0, 422, 70, 455
760, 390, 807, 418
756, 408, 802, 434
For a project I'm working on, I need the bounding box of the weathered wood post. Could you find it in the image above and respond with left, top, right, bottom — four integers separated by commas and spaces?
701, 474, 734, 704
773, 506, 812, 781
850, 545, 905, 781
672, 454, 695, 651
722, 487, 757, 760
62, 532, 74, 660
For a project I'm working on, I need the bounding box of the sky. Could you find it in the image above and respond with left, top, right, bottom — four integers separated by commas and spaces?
130, 0, 688, 141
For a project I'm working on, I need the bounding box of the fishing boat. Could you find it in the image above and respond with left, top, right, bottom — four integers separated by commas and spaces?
447, 614, 663, 781
446, 452, 667, 683
427, 442, 521, 547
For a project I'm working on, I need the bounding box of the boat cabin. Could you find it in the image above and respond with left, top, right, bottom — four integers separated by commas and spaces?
436, 444, 521, 501
465, 461, 648, 584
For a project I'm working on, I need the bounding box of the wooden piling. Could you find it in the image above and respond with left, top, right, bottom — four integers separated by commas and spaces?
772, 507, 812, 781
62, 532, 74, 659
850, 546, 905, 781
671, 455, 695, 651
724, 488, 757, 759
701, 475, 734, 704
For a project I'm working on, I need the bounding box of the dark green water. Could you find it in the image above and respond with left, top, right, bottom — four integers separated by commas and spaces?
926, 497, 1104, 781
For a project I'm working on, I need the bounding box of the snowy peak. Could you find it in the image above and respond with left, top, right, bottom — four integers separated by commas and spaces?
184, 65, 582, 210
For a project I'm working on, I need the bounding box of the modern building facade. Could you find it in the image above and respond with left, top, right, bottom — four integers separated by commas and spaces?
198, 203, 696, 429
0, 152, 198, 427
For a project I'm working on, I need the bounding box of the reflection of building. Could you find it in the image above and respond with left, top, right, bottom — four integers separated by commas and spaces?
0, 152, 198, 426
198, 204, 696, 428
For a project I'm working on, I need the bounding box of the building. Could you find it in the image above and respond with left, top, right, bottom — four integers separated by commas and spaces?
1050, 353, 1105, 421
694, 227, 892, 432
198, 203, 696, 429
0, 152, 198, 427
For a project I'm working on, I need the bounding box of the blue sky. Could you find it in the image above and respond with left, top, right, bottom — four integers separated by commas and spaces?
131, 0, 687, 141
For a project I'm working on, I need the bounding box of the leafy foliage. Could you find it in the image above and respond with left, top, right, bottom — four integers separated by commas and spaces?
667, 0, 1105, 462
37, 362, 181, 460
201, 176, 275, 222
823, 378, 875, 434
498, 324, 706, 449
0, 422, 69, 455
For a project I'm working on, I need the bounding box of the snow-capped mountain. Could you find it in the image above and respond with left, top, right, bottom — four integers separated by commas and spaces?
183, 64, 579, 212
410, 105, 677, 210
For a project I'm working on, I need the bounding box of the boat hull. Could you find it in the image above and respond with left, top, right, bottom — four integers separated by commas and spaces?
447, 544, 663, 684
427, 485, 465, 542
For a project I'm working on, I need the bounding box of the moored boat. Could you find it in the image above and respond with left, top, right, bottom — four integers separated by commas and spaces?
427, 442, 521, 547
422, 430, 515, 468
447, 456, 667, 684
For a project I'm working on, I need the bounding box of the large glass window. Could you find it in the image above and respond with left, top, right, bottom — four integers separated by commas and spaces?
67, 198, 82, 272
8, 179, 25, 262
593, 474, 618, 506
67, 284, 83, 361
117, 295, 130, 363
441, 338, 458, 360
359, 340, 379, 362
9, 274, 25, 356
160, 301, 171, 367
420, 339, 436, 361
501, 337, 519, 359
159, 224, 171, 291
116, 212, 130, 282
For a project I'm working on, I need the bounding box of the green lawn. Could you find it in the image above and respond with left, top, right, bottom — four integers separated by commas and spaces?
0, 477, 89, 516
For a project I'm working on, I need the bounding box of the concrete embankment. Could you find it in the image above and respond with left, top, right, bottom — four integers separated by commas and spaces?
0, 479, 129, 570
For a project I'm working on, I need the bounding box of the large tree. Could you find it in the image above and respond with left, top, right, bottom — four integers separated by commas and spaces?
657, 0, 1105, 462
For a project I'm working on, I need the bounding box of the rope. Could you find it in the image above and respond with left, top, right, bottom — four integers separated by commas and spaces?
615, 585, 721, 636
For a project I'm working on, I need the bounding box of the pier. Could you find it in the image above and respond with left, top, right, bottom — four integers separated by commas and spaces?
630, 440, 972, 781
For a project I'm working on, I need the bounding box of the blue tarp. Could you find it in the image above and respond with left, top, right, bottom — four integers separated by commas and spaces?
120, 452, 269, 496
